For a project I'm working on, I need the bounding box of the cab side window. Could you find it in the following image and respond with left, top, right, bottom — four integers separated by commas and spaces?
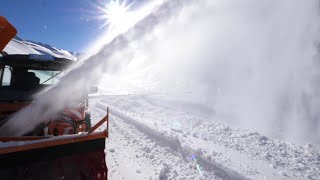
1, 66, 11, 86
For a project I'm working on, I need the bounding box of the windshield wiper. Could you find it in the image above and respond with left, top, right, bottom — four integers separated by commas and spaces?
41, 71, 62, 85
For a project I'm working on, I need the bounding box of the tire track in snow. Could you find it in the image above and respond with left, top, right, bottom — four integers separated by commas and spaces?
108, 115, 216, 179
96, 102, 250, 180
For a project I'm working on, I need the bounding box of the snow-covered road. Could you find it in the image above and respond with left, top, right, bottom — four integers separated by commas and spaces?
90, 94, 320, 180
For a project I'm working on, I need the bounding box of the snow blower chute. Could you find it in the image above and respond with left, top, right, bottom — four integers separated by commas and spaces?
0, 16, 109, 179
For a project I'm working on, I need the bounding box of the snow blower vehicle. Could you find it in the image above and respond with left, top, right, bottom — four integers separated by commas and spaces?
0, 16, 109, 179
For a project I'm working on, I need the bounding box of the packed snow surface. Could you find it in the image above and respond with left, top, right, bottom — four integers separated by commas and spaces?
90, 94, 320, 180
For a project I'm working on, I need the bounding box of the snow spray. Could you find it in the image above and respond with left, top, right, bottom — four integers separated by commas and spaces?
2, 0, 320, 145
98, 0, 320, 144
0, 0, 192, 136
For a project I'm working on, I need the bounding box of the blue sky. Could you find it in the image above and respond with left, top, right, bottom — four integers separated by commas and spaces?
0, 0, 139, 52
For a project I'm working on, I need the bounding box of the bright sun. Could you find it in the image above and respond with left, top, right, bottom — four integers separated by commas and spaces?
96, 0, 134, 30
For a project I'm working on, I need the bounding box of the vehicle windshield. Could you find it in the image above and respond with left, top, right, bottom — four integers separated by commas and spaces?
28, 70, 61, 85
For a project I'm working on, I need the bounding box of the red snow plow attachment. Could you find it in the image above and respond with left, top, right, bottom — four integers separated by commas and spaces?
0, 110, 109, 180
0, 16, 17, 52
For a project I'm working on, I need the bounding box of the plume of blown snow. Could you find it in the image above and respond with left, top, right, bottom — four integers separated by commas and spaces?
2, 0, 320, 145
0, 0, 190, 136
99, 0, 320, 144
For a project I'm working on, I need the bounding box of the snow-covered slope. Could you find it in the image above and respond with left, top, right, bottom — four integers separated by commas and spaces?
3, 36, 78, 60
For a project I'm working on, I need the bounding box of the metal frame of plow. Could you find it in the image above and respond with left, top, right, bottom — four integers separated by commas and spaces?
0, 107, 110, 180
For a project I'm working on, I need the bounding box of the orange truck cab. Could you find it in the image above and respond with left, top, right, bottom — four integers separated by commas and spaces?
0, 54, 95, 136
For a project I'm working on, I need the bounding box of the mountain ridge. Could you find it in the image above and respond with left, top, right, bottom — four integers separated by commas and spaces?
3, 36, 78, 60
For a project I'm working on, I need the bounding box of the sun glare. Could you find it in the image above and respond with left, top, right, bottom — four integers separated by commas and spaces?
96, 0, 134, 31
86, 0, 163, 55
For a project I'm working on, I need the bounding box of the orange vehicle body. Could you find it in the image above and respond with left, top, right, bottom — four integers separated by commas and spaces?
0, 102, 29, 120
0, 16, 17, 52
0, 108, 109, 180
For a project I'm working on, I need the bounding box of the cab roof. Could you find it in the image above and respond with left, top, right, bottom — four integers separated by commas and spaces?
0, 54, 74, 71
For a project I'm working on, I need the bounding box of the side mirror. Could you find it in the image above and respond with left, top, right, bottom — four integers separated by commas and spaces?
89, 85, 98, 94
